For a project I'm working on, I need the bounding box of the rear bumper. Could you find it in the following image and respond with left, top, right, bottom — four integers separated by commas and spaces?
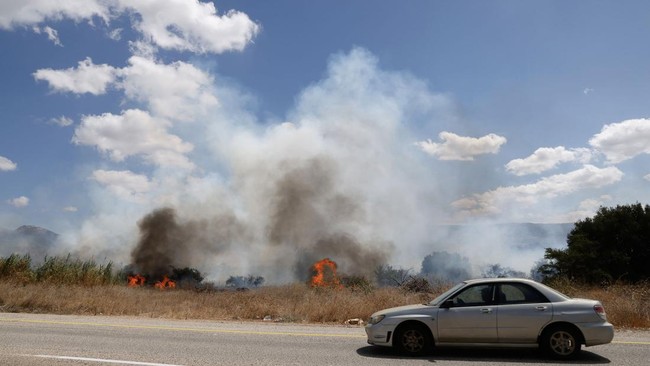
577, 322, 614, 346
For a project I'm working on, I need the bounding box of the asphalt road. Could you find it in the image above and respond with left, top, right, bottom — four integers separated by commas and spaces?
0, 313, 648, 365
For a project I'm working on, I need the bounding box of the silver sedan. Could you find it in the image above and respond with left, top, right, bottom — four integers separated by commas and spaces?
365, 278, 614, 359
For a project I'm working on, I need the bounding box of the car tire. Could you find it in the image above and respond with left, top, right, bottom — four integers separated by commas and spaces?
394, 323, 433, 356
540, 325, 582, 359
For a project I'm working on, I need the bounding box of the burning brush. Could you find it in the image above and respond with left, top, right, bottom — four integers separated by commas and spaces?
127, 274, 145, 287
126, 273, 176, 289
126, 208, 208, 290
309, 258, 342, 288
125, 266, 204, 290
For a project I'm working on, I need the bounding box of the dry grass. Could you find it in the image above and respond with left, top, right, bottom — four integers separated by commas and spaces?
0, 282, 430, 323
1, 280, 647, 328
547, 278, 650, 329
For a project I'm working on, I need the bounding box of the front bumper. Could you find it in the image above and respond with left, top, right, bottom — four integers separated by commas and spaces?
365, 323, 395, 346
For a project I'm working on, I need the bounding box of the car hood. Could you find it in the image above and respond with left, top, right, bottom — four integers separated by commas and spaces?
373, 303, 432, 317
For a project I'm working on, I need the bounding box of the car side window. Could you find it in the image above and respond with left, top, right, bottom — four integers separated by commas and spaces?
450, 284, 494, 307
499, 283, 549, 304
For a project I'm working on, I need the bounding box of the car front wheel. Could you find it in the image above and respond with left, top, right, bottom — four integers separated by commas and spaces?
541, 326, 582, 359
394, 323, 432, 356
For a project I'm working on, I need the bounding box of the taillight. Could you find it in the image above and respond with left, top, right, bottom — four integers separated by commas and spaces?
594, 304, 607, 320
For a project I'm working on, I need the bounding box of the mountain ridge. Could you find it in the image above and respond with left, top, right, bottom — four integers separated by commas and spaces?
0, 225, 59, 259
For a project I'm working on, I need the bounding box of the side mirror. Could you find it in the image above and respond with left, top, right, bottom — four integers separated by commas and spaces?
440, 299, 454, 309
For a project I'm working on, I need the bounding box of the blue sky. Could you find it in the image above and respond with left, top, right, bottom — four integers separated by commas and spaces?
1, 1, 650, 276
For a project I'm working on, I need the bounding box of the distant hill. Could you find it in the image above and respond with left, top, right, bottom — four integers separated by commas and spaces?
0, 225, 59, 259
477, 223, 573, 249
433, 222, 574, 250
0, 222, 573, 264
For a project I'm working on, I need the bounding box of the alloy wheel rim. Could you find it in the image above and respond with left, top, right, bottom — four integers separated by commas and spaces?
549, 331, 575, 355
402, 329, 425, 353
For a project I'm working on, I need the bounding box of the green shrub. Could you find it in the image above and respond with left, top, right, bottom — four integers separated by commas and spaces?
0, 254, 35, 284
35, 255, 118, 286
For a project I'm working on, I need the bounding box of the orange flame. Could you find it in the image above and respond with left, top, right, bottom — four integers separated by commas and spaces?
154, 275, 176, 289
309, 258, 342, 288
127, 274, 145, 287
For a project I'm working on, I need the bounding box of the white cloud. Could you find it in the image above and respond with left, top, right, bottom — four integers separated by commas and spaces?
73, 109, 194, 169
416, 132, 507, 161
505, 146, 593, 176
63, 206, 78, 212
116, 0, 260, 53
0, 0, 108, 29
453, 165, 623, 217
34, 55, 218, 122
90, 169, 153, 202
583, 87, 594, 95
33, 57, 118, 95
589, 118, 650, 163
645, 174, 650, 182
7, 196, 29, 208
120, 56, 218, 121
0, 156, 17, 171
555, 196, 611, 223
49, 116, 74, 127
128, 40, 157, 58
108, 28, 123, 41
0, 1, 258, 55
33, 25, 62, 46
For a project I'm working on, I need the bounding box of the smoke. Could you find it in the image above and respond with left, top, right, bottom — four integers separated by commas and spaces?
59, 47, 568, 283
130, 157, 389, 281
131, 207, 248, 278
420, 251, 472, 283
264, 157, 388, 279
131, 208, 179, 277
294, 233, 388, 281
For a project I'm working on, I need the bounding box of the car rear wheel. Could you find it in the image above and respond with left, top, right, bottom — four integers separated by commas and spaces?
541, 326, 582, 359
394, 323, 432, 356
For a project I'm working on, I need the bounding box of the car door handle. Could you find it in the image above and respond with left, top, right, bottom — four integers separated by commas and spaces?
480, 308, 492, 313
535, 306, 548, 311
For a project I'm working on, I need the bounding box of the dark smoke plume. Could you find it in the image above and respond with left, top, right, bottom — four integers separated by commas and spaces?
131, 208, 179, 278
131, 156, 391, 283
294, 233, 388, 280
131, 207, 247, 278
267, 157, 390, 280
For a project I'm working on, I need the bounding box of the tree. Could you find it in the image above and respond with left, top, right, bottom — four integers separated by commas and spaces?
420, 251, 472, 282
226, 275, 265, 288
374, 264, 412, 287
529, 258, 556, 282
481, 263, 526, 278
172, 267, 204, 283
544, 203, 650, 283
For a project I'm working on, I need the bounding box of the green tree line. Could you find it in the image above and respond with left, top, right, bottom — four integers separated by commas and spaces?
543, 203, 650, 284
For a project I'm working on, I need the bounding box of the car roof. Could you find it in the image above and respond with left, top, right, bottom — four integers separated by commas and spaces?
461, 277, 569, 301
464, 277, 538, 285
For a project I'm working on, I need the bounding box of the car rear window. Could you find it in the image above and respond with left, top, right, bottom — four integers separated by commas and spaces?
499, 283, 549, 304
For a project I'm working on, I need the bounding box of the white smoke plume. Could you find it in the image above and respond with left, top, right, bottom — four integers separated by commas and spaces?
59, 47, 484, 282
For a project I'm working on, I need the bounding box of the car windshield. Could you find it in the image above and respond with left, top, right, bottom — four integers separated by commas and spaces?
428, 282, 465, 306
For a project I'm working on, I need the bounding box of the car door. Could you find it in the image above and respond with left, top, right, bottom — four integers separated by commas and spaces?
496, 283, 553, 343
437, 283, 498, 343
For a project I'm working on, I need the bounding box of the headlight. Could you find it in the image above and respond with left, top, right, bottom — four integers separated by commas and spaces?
368, 314, 385, 325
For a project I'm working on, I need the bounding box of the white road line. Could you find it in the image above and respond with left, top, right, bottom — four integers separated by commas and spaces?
28, 354, 185, 366
0, 317, 365, 339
